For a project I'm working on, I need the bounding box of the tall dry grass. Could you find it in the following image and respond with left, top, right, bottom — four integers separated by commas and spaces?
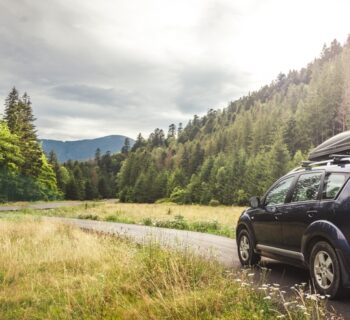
0, 218, 341, 319
16, 202, 244, 237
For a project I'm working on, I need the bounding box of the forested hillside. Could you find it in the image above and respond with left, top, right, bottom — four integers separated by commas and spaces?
116, 38, 350, 205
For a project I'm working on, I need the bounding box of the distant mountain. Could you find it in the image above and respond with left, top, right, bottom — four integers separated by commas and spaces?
41, 135, 134, 162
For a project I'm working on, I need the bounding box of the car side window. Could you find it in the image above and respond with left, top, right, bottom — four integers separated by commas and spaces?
265, 176, 294, 206
322, 173, 347, 200
291, 172, 323, 202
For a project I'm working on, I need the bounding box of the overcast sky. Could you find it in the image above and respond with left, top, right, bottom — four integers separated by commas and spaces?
0, 0, 349, 140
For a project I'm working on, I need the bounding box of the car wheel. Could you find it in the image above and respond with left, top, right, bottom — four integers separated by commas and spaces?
237, 229, 260, 266
310, 241, 343, 298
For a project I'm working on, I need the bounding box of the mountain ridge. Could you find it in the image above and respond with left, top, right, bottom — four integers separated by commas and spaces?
41, 135, 134, 162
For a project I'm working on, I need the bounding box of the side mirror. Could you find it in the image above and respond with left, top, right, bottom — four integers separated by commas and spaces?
249, 196, 260, 209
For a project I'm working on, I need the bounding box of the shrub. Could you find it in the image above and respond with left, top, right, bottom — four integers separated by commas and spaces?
105, 214, 119, 222
155, 215, 189, 230
78, 214, 99, 220
155, 198, 173, 204
191, 220, 219, 233
142, 217, 153, 226
209, 199, 220, 207
170, 187, 191, 204
235, 189, 249, 205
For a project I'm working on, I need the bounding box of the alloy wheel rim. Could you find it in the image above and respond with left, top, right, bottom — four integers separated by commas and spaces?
239, 235, 250, 261
314, 250, 334, 290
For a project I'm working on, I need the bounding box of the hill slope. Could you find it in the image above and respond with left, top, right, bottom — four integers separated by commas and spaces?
116, 38, 350, 204
41, 135, 134, 162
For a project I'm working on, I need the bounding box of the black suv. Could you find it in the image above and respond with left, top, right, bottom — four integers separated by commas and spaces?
236, 155, 350, 298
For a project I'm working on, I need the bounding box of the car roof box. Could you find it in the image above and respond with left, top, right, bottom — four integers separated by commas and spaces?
309, 131, 350, 161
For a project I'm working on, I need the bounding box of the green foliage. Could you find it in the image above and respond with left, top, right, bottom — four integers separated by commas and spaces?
60, 151, 125, 201
117, 40, 350, 205
170, 187, 190, 204
1, 90, 60, 201
209, 199, 220, 207
0, 121, 23, 172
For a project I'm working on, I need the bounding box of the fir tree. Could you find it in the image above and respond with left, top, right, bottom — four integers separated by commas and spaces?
121, 138, 130, 154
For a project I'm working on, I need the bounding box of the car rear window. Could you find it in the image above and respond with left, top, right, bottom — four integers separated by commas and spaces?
322, 173, 347, 200
291, 172, 323, 202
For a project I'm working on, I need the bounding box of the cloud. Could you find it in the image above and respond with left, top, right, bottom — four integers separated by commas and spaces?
0, 0, 349, 140
50, 84, 140, 107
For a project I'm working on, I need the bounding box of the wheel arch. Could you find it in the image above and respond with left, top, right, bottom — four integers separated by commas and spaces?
302, 220, 350, 279
236, 214, 256, 247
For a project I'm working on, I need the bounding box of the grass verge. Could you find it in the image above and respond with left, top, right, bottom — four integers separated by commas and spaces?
4, 201, 242, 238
0, 217, 342, 319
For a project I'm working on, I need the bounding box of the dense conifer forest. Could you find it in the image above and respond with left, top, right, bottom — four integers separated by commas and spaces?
1, 38, 350, 203
116, 38, 350, 205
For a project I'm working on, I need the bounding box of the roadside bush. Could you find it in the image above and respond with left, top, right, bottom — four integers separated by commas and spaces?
170, 187, 191, 204
191, 220, 219, 233
142, 217, 153, 226
235, 189, 249, 205
209, 199, 220, 207
105, 214, 135, 224
155, 215, 189, 230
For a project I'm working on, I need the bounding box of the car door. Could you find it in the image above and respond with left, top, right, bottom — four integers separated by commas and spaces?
318, 172, 350, 235
252, 175, 295, 248
281, 171, 324, 252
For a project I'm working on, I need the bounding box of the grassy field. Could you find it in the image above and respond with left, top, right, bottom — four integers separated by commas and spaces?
11, 202, 244, 238
0, 216, 339, 319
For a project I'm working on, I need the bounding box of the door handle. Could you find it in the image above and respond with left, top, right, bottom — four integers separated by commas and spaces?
307, 210, 318, 218
274, 212, 283, 220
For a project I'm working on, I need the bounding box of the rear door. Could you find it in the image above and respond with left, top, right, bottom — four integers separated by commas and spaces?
281, 171, 324, 251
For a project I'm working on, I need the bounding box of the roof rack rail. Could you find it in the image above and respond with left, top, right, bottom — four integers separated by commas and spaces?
289, 154, 350, 174
329, 154, 350, 163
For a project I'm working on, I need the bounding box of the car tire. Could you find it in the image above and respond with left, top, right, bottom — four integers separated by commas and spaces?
237, 229, 260, 266
310, 241, 343, 299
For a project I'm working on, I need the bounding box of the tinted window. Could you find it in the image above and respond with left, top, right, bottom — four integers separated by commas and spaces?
292, 172, 322, 202
322, 173, 347, 200
265, 176, 294, 206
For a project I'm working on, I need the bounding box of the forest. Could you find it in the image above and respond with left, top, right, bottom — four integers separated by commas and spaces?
1, 37, 350, 204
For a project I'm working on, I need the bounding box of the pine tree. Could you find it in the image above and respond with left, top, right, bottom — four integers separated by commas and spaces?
167, 124, 176, 138
4, 87, 19, 132
131, 133, 146, 151
4, 90, 43, 177
177, 122, 183, 137
121, 138, 130, 154
95, 148, 101, 165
